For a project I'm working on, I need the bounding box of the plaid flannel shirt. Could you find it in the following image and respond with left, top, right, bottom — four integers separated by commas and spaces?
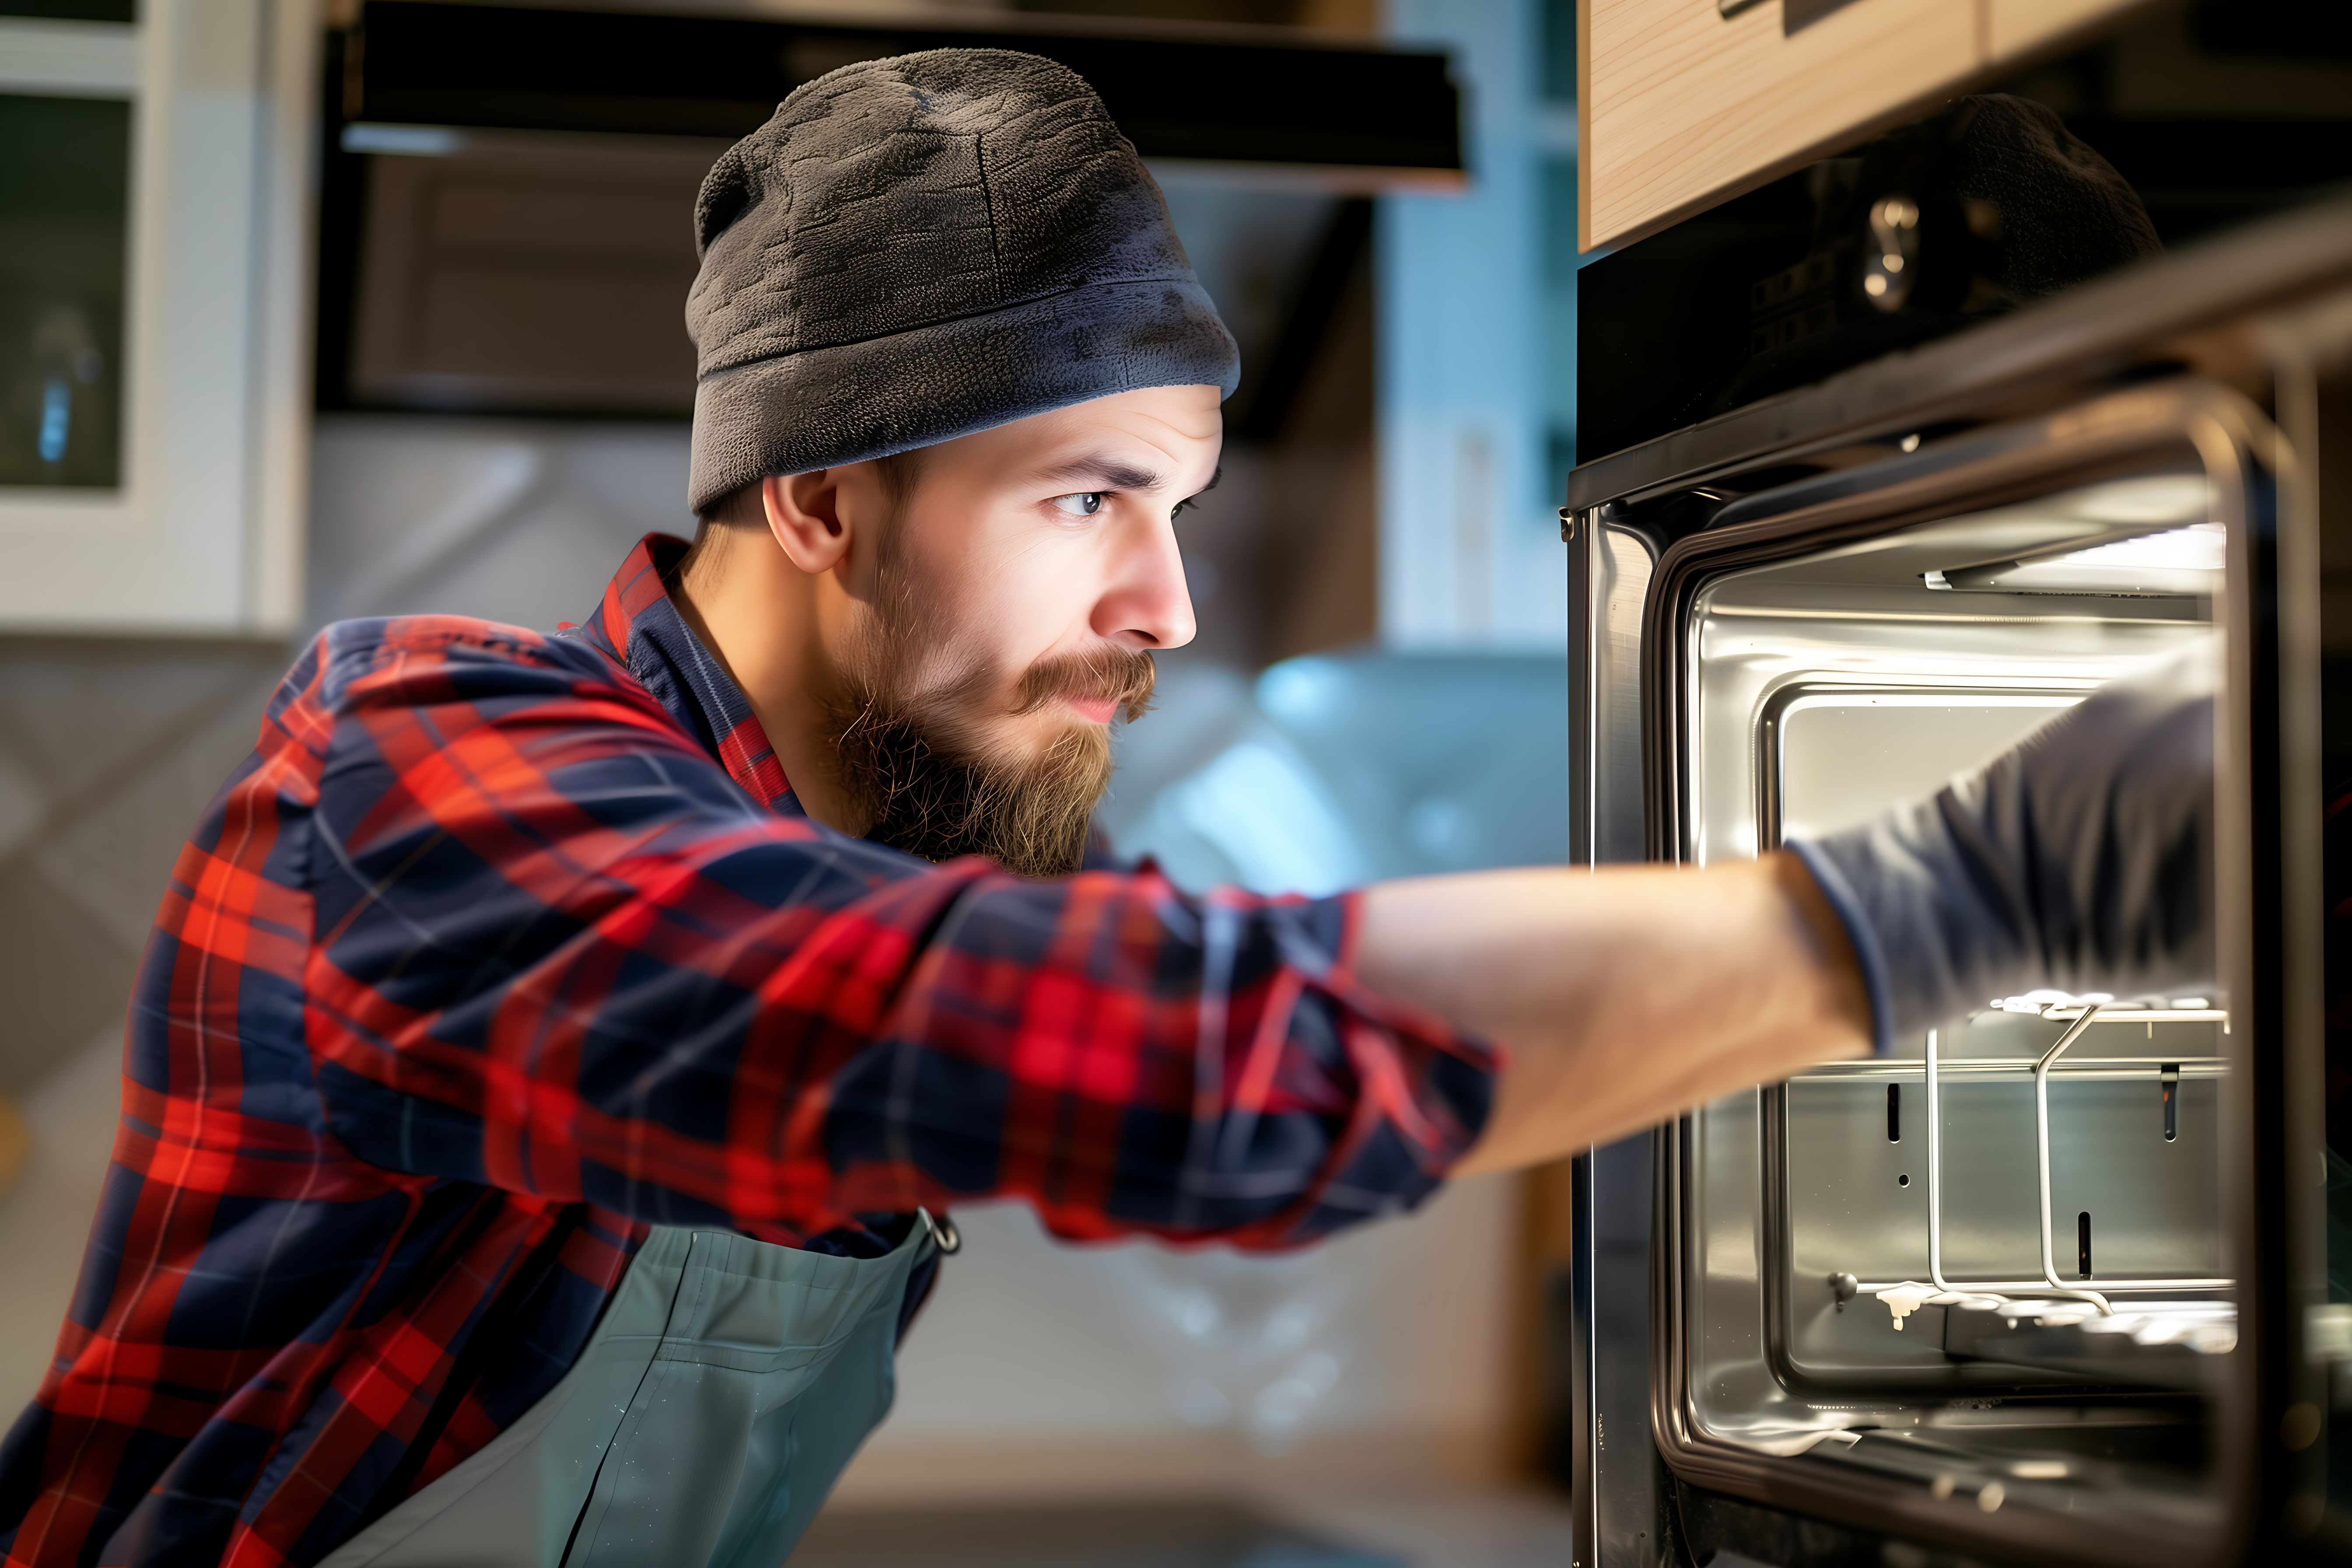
0, 535, 1496, 1568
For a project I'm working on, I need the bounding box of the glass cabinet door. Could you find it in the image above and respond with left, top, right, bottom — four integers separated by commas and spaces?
0, 0, 309, 632
0, 90, 129, 490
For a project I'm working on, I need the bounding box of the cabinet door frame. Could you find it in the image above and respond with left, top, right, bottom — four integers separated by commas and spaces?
0, 0, 313, 634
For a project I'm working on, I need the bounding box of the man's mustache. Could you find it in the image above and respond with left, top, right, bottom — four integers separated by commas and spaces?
1012, 646, 1157, 723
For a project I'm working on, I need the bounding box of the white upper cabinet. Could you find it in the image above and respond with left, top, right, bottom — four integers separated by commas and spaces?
0, 0, 312, 633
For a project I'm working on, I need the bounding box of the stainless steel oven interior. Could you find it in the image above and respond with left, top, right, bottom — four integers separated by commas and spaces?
1587, 380, 2286, 1564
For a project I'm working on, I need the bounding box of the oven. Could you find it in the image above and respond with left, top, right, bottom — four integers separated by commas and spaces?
1559, 195, 2352, 1564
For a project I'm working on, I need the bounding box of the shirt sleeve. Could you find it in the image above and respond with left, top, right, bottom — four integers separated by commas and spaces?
298, 617, 1498, 1248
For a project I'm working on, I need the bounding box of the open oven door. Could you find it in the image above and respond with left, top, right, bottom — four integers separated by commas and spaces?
1565, 372, 2345, 1566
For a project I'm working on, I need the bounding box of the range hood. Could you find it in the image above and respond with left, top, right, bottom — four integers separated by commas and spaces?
316, 2, 1462, 417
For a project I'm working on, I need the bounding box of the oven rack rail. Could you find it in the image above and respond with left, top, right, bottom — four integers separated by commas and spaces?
1842, 1004, 2235, 1316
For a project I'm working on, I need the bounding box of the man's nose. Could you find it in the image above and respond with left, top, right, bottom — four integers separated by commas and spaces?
1092, 513, 1198, 651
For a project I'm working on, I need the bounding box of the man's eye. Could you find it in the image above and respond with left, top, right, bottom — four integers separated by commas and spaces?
1050, 492, 1104, 518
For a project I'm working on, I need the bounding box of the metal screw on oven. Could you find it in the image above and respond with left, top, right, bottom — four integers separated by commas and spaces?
1864, 196, 1922, 312
1828, 1271, 1858, 1311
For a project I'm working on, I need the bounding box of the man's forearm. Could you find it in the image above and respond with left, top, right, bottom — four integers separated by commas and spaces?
1356, 852, 1872, 1175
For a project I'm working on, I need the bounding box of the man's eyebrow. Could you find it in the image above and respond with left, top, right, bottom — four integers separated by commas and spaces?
1032, 455, 1165, 491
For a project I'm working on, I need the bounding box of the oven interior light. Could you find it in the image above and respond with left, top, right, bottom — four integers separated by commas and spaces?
2048, 523, 2225, 572
1926, 523, 2223, 597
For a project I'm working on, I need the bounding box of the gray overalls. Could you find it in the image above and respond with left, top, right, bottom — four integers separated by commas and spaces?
317, 1214, 949, 1568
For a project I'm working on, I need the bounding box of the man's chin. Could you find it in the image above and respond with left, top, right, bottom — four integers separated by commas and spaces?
832, 703, 1113, 877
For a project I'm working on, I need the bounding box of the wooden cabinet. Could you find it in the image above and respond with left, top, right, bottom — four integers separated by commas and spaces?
1578, 0, 2153, 252
0, 0, 314, 634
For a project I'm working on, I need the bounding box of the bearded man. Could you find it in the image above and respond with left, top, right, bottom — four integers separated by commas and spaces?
0, 49, 2216, 1568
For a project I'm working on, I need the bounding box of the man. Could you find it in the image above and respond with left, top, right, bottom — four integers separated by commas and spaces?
0, 49, 2213, 1568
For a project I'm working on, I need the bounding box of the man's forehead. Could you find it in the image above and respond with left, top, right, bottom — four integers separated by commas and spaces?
984, 386, 1224, 489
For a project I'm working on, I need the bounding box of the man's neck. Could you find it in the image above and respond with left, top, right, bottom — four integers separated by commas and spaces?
672, 532, 867, 835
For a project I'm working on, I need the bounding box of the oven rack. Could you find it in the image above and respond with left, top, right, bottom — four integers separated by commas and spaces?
1842, 1004, 2236, 1323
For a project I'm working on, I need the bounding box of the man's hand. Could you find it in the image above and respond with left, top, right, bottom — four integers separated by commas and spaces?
1788, 640, 2217, 1050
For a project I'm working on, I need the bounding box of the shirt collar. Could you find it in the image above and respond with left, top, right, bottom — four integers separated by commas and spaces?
572, 534, 801, 815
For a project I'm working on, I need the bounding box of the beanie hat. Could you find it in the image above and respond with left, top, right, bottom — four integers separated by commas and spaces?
684, 48, 1242, 514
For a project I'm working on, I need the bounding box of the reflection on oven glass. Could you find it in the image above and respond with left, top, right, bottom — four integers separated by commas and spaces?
0, 93, 131, 490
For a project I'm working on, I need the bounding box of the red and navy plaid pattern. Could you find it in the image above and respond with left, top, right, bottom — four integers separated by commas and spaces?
0, 536, 1494, 1567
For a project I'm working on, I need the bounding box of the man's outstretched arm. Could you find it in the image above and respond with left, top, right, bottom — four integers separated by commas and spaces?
297, 618, 2211, 1244
1366, 853, 1870, 1175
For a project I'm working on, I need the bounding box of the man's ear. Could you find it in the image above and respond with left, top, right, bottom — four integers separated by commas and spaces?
761, 471, 852, 574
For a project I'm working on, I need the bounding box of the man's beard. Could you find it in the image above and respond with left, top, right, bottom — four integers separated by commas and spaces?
823, 554, 1156, 877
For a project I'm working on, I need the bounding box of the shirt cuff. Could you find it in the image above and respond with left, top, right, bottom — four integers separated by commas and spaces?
1782, 839, 1897, 1058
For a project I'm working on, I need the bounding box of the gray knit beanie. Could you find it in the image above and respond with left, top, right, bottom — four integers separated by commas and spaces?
685, 48, 1242, 514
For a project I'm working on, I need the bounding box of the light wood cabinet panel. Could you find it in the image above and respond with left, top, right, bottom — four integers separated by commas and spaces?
1580, 0, 1984, 253
1579, 0, 2165, 253
1580, 0, 1984, 251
